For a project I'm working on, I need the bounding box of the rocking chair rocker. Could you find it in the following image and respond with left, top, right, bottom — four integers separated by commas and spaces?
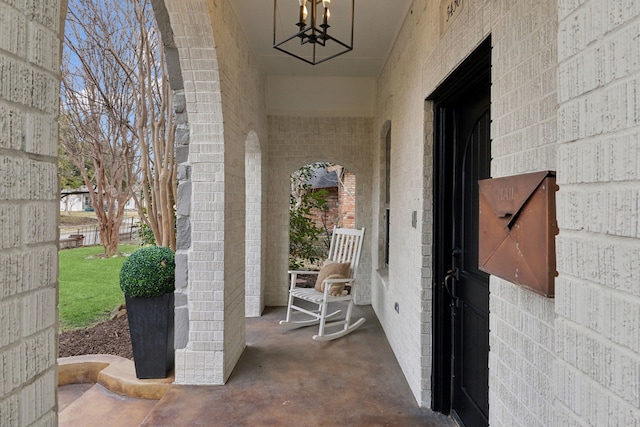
280, 227, 366, 341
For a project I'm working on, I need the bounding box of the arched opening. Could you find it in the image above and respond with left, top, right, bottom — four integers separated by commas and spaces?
57, 0, 183, 347
9, 0, 192, 421
288, 162, 357, 274
57, 0, 200, 382
59, 0, 251, 387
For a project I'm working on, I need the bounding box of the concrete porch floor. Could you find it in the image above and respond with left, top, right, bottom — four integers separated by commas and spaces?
59, 305, 454, 426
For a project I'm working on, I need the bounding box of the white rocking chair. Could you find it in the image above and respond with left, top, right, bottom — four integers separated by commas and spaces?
280, 227, 366, 341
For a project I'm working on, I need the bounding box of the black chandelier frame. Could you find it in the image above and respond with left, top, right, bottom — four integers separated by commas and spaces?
273, 0, 355, 65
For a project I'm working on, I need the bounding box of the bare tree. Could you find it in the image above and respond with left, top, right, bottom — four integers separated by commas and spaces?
61, 0, 136, 256
129, 3, 177, 250
60, 0, 176, 255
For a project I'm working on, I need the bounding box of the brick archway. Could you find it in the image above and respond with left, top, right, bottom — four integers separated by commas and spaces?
265, 117, 375, 308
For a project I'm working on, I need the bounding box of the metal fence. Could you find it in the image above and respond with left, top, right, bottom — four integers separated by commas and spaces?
61, 217, 139, 247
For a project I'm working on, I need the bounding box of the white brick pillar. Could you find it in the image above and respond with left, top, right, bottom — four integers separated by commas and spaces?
245, 131, 263, 317
555, 0, 640, 424
0, 0, 63, 425
163, 0, 267, 385
163, 0, 228, 385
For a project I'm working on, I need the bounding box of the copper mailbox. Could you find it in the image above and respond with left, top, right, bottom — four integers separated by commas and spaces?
478, 171, 558, 297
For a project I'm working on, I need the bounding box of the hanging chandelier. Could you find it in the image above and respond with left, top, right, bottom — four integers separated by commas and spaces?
273, 0, 355, 65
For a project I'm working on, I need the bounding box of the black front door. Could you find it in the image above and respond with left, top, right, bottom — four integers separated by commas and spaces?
431, 39, 491, 427
448, 80, 491, 427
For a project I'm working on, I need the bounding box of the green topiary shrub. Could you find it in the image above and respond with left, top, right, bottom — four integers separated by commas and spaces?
120, 246, 175, 298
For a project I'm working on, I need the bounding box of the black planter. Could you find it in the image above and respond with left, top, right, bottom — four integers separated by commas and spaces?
125, 293, 175, 379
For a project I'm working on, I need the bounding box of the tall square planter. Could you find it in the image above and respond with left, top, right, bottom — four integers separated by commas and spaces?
126, 292, 175, 379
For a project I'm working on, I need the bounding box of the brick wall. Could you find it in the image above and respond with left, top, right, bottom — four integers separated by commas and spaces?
307, 170, 356, 230
165, 0, 267, 385
488, 1, 559, 425
372, 0, 640, 420
245, 131, 263, 317
0, 0, 61, 425
555, 0, 640, 424
309, 187, 339, 231
338, 171, 356, 229
265, 117, 373, 307
1, 0, 629, 422
373, 0, 559, 413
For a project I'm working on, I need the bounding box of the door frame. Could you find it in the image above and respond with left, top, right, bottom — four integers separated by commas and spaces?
428, 37, 491, 415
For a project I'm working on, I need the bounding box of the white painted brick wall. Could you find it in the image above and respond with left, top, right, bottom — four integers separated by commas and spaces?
556, 0, 640, 424
245, 133, 263, 317
0, 0, 618, 424
372, 0, 436, 408
372, 0, 560, 415
165, 0, 267, 385
265, 116, 374, 308
489, 1, 559, 425
0, 0, 61, 425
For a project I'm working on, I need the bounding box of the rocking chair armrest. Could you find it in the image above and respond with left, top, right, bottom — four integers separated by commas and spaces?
321, 277, 355, 284
288, 270, 320, 291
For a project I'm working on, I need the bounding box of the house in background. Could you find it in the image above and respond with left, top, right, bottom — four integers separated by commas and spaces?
60, 188, 93, 212
2, 0, 640, 426
60, 187, 137, 213
306, 165, 356, 231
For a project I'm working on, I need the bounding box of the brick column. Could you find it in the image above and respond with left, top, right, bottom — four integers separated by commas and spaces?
0, 1, 62, 424
554, 0, 640, 424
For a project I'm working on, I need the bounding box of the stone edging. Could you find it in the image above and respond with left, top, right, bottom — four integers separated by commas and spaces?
58, 355, 174, 400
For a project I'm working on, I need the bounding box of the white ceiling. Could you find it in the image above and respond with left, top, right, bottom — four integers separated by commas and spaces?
229, 0, 414, 77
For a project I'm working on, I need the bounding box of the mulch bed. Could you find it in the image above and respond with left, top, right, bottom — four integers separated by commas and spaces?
58, 313, 133, 360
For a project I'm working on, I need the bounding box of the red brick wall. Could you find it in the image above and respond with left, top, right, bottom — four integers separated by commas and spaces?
307, 170, 356, 230
338, 171, 356, 228
310, 187, 339, 230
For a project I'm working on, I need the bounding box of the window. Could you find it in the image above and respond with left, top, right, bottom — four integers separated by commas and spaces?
384, 127, 391, 267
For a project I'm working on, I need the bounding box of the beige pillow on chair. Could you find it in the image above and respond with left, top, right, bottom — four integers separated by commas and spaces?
314, 260, 351, 295
324, 273, 349, 296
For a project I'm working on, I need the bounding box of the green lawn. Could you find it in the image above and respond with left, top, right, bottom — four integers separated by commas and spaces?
58, 244, 138, 330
